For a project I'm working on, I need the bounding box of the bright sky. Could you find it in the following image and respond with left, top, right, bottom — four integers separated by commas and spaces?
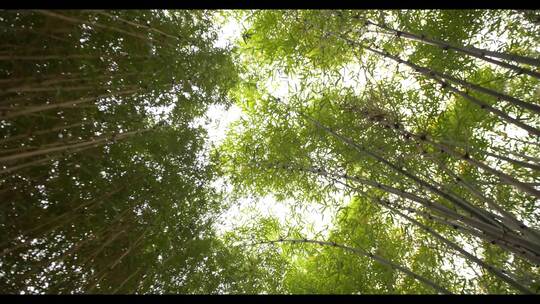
207, 13, 345, 238
203, 12, 432, 240
206, 13, 340, 238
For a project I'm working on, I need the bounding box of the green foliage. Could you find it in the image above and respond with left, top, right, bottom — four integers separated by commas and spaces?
2, 9, 540, 295
0, 10, 255, 294
218, 9, 540, 294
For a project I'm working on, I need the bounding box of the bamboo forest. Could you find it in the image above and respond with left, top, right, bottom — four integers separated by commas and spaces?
0, 9, 539, 295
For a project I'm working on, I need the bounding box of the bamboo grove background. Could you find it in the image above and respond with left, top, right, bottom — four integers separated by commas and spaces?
0, 9, 539, 294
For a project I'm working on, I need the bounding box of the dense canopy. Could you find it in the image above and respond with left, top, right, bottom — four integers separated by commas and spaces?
0, 9, 539, 294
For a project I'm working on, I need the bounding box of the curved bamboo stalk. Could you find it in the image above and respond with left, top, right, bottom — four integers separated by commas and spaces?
484, 151, 540, 172
311, 165, 540, 257
265, 160, 540, 262
333, 32, 540, 136
258, 238, 452, 294
436, 162, 540, 244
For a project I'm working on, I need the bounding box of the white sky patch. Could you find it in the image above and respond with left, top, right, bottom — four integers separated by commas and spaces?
213, 12, 244, 50
207, 15, 341, 241
206, 86, 341, 239
146, 104, 175, 121
440, 235, 482, 282
215, 194, 337, 239
264, 72, 297, 100
340, 62, 368, 94
204, 104, 243, 146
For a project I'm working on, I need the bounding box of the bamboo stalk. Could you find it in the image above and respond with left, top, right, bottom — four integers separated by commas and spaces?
324, 25, 540, 114
352, 16, 540, 76
0, 74, 82, 85
259, 238, 452, 294
356, 191, 535, 294
343, 103, 524, 233
0, 88, 138, 120
78, 228, 127, 268
0, 142, 100, 175
299, 112, 505, 227
436, 162, 540, 244
383, 202, 533, 293
489, 146, 540, 164
109, 229, 147, 270
484, 151, 540, 172
0, 134, 112, 156
330, 168, 540, 257
0, 122, 85, 145
35, 10, 154, 43
358, 43, 540, 116
0, 186, 126, 257
90, 10, 182, 42
0, 54, 99, 61
17, 207, 133, 282
271, 162, 540, 261
434, 76, 540, 137
85, 228, 148, 293
112, 267, 142, 294
0, 72, 140, 94
0, 24, 71, 43
356, 107, 540, 199
0, 129, 139, 163
333, 33, 540, 136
